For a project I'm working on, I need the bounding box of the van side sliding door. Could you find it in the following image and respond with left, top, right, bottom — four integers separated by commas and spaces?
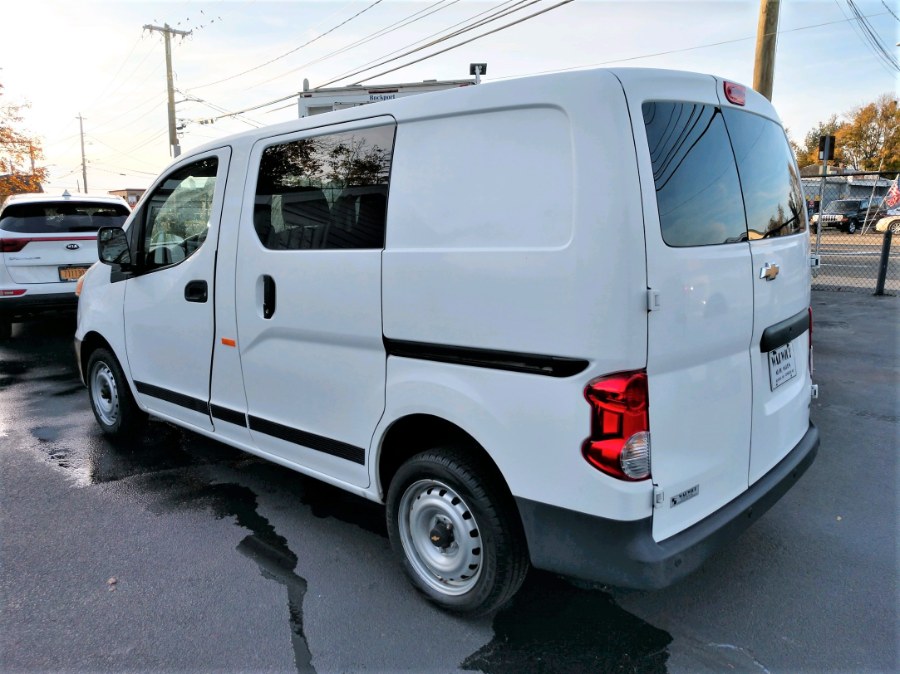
234, 118, 396, 488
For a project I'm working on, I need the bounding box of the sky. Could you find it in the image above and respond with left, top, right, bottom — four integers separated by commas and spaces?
2, 0, 898, 194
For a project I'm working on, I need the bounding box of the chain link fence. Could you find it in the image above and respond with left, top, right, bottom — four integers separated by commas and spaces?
803, 170, 899, 294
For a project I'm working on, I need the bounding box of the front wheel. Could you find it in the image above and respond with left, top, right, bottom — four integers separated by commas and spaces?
846, 220, 857, 234
86, 347, 147, 437
890, 221, 900, 235
386, 448, 529, 616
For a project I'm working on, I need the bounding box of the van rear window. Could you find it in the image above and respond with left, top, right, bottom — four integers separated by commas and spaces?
722, 109, 806, 238
641, 102, 747, 246
642, 102, 805, 246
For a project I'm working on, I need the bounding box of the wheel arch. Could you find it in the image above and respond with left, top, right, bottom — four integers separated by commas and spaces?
376, 414, 518, 514
78, 330, 116, 382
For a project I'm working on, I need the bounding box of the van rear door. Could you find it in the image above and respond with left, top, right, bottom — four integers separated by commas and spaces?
714, 84, 813, 484
618, 71, 755, 541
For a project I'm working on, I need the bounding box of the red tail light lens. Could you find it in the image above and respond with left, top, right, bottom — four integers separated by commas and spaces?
582, 370, 651, 481
1, 238, 31, 253
723, 81, 746, 106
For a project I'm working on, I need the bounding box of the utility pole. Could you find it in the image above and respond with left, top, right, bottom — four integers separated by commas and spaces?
77, 113, 88, 192
753, 0, 780, 101
144, 23, 191, 158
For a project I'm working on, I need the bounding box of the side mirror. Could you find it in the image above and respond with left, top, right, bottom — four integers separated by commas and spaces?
97, 226, 133, 268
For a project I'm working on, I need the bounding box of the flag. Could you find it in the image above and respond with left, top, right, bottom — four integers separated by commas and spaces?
886, 176, 900, 209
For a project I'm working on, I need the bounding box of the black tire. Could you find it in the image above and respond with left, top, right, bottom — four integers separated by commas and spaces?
0, 318, 11, 341
86, 347, 147, 437
846, 220, 857, 234
386, 447, 529, 616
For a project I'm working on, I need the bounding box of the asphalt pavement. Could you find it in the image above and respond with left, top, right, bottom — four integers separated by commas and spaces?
0, 289, 897, 673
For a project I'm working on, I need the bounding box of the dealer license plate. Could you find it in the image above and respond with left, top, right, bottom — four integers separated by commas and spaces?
59, 266, 89, 282
768, 342, 797, 391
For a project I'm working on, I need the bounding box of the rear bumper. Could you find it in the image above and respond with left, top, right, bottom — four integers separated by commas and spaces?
0, 290, 78, 320
516, 422, 819, 590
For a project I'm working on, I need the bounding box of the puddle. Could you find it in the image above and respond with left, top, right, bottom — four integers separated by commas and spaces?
461, 572, 671, 673
140, 474, 315, 674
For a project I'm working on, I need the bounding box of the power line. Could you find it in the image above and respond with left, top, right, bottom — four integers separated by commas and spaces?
317, 0, 537, 88
843, 0, 899, 73
245, 0, 465, 90
189, 9, 893, 130
489, 10, 896, 80
189, 0, 386, 91
346, 0, 574, 87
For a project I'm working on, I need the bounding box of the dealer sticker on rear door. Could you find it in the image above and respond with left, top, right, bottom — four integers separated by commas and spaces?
768, 342, 797, 390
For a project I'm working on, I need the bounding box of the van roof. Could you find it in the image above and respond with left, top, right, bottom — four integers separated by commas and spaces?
177, 67, 780, 164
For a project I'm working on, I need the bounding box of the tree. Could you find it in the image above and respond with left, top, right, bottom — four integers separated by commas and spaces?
0, 83, 47, 197
796, 94, 900, 171
836, 94, 899, 171
794, 115, 845, 168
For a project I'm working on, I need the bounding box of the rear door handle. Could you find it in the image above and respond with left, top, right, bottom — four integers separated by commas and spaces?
263, 275, 276, 319
184, 280, 208, 303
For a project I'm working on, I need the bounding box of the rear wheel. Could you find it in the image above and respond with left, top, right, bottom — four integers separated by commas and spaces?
890, 221, 900, 235
386, 447, 529, 616
86, 347, 147, 437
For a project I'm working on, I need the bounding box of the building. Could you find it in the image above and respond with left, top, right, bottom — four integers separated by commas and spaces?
108, 188, 145, 209
297, 79, 476, 118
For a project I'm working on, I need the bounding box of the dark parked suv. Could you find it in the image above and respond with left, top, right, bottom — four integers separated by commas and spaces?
816, 198, 885, 234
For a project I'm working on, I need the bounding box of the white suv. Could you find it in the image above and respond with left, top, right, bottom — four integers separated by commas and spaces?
0, 191, 131, 338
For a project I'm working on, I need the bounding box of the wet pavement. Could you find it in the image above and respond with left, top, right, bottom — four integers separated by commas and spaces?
1, 292, 897, 673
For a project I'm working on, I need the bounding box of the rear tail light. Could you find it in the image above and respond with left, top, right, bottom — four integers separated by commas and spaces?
1, 238, 31, 253
1, 289, 27, 296
583, 370, 651, 481
723, 81, 746, 106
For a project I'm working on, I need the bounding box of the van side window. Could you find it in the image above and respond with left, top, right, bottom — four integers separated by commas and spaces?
142, 157, 218, 270
722, 109, 806, 238
254, 125, 394, 250
642, 102, 746, 246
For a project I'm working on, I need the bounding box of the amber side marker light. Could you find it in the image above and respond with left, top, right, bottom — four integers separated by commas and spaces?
724, 81, 746, 106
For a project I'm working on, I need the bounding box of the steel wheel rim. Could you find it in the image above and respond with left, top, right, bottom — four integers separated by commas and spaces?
398, 479, 483, 596
91, 361, 119, 427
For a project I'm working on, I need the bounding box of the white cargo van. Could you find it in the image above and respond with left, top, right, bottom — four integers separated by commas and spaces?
75, 68, 819, 615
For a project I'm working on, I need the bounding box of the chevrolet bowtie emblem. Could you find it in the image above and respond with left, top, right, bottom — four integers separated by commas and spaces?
760, 262, 780, 281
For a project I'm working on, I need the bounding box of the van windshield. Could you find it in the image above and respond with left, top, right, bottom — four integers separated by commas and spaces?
0, 202, 130, 233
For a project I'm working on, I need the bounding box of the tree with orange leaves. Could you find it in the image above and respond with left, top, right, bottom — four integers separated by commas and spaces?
0, 83, 47, 201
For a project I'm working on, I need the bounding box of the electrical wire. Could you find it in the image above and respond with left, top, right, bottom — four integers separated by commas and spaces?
882, 0, 900, 22
839, 0, 899, 73
190, 0, 386, 90
316, 0, 537, 88
245, 0, 466, 90
346, 0, 574, 87
488, 10, 897, 81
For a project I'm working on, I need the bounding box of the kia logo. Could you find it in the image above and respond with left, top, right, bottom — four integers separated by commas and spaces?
66, 243, 80, 250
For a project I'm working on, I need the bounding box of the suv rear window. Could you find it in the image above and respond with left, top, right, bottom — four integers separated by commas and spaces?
824, 200, 860, 214
0, 202, 130, 233
642, 102, 805, 246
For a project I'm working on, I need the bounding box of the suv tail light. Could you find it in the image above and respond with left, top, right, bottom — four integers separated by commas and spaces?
0, 238, 31, 253
582, 370, 651, 481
